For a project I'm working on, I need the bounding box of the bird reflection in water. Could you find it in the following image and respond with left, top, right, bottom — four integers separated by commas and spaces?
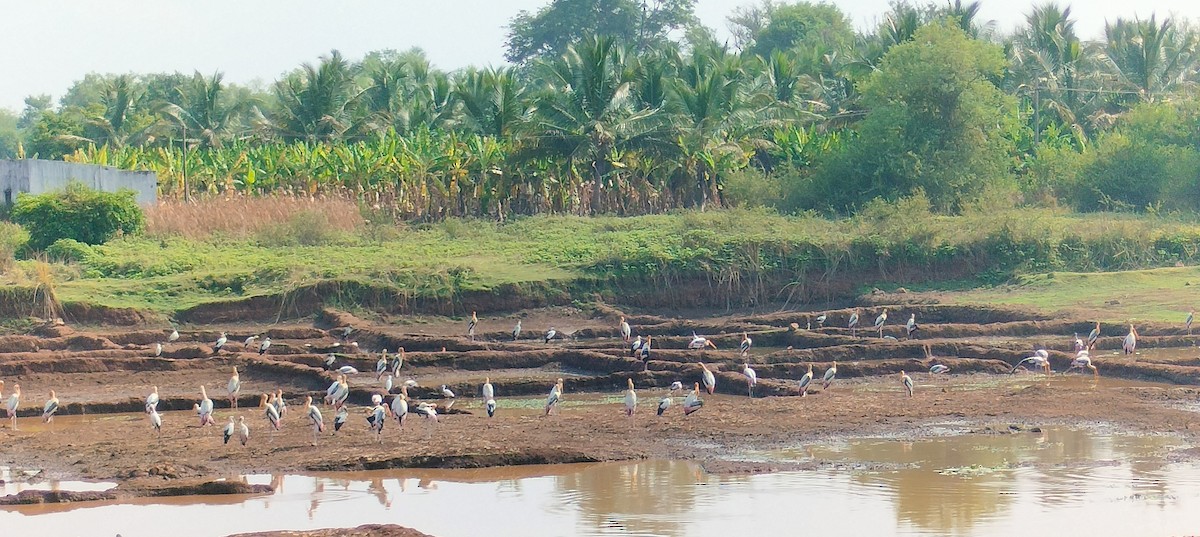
368, 478, 390, 507
418, 477, 437, 490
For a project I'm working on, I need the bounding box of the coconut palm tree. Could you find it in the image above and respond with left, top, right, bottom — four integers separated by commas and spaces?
269, 50, 363, 142
1103, 15, 1199, 101
157, 71, 250, 149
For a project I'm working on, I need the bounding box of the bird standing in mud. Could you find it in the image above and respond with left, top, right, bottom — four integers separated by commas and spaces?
743, 363, 757, 397
391, 391, 409, 428
1073, 333, 1085, 352
619, 316, 631, 343
305, 395, 323, 445
482, 378, 495, 417
906, 314, 919, 339
512, 320, 522, 341
683, 383, 703, 416
1066, 351, 1098, 377
1087, 322, 1101, 350
196, 386, 215, 426
545, 378, 563, 416
146, 386, 160, 413
42, 390, 59, 425
154, 343, 162, 357
700, 363, 716, 394
440, 384, 456, 411
1188, 310, 1194, 336
333, 405, 349, 433
258, 337, 271, 355
875, 309, 888, 338
798, 364, 813, 396
816, 313, 827, 328
929, 364, 950, 375
739, 333, 753, 356
630, 335, 644, 357
1123, 324, 1138, 355
375, 351, 389, 380
149, 407, 162, 434
261, 394, 281, 435
624, 378, 637, 416
367, 404, 387, 443
236, 416, 250, 446
1012, 349, 1051, 375
849, 309, 860, 337
689, 333, 717, 350
5, 382, 19, 430
330, 376, 350, 410
213, 332, 227, 354
244, 335, 258, 349
168, 328, 180, 343
901, 371, 914, 397
467, 311, 478, 341
657, 394, 672, 416
640, 335, 653, 367
544, 327, 557, 343
227, 367, 241, 409
223, 416, 236, 445
391, 348, 405, 377
823, 362, 838, 390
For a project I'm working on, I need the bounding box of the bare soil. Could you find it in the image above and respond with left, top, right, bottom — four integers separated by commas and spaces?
2, 303, 1200, 505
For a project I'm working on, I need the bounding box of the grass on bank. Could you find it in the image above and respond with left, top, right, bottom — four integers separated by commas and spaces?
7, 194, 1200, 318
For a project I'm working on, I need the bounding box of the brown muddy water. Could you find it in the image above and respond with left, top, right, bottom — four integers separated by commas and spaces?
3, 428, 1200, 536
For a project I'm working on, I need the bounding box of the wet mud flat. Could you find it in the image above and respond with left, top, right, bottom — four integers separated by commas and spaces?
2, 303, 1200, 508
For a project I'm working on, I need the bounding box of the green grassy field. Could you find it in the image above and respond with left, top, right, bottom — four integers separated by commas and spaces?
9, 207, 1200, 320
937, 266, 1200, 322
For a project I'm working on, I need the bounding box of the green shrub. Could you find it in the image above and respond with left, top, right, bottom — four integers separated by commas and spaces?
45, 238, 95, 263
11, 182, 144, 250
0, 221, 28, 270
256, 210, 346, 246
722, 168, 782, 209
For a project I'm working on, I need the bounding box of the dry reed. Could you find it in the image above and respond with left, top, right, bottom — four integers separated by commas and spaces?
145, 194, 365, 239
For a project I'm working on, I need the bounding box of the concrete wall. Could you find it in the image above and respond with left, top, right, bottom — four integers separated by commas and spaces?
0, 160, 157, 205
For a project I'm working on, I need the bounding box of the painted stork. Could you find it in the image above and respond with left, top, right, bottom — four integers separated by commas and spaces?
367, 404, 387, 443
639, 336, 652, 366
391, 392, 409, 427
1087, 322, 1101, 350
849, 309, 860, 337
486, 398, 497, 418
274, 389, 287, 420
1011, 349, 1051, 375
901, 371, 914, 397
1073, 333, 1085, 353
391, 348, 405, 377
630, 335, 645, 357
545, 378, 564, 416
619, 316, 632, 343
223, 416, 236, 445
875, 309, 888, 338
5, 382, 18, 430
236, 416, 249, 446
482, 377, 495, 401
213, 332, 227, 354
333, 406, 348, 433
1066, 351, 1098, 377
42, 390, 59, 424
331, 376, 350, 409
415, 402, 439, 423
305, 395, 324, 444
149, 407, 162, 434
513, 320, 522, 341
168, 328, 180, 342
338, 365, 359, 375
815, 313, 827, 328
1188, 310, 1195, 336
261, 393, 281, 433
375, 351, 389, 380
154, 343, 163, 357
683, 383, 703, 416
906, 314, 919, 339
244, 335, 258, 348
657, 395, 672, 416
668, 381, 683, 392
1123, 325, 1138, 355
739, 333, 753, 356
689, 333, 717, 350
146, 386, 160, 413
743, 363, 757, 397
544, 327, 557, 343
258, 337, 271, 355
822, 361, 838, 390
624, 378, 637, 416
227, 366, 241, 409
798, 364, 813, 397
468, 311, 478, 340
929, 364, 950, 374
700, 363, 716, 394
197, 386, 215, 426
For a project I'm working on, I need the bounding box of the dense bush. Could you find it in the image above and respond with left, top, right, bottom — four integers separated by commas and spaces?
0, 221, 29, 270
45, 238, 95, 263
11, 183, 145, 250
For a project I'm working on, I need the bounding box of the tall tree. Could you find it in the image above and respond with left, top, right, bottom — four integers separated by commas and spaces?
527, 35, 665, 213
747, 2, 854, 57
158, 72, 249, 149
505, 0, 698, 63
269, 50, 362, 142
1103, 15, 1199, 101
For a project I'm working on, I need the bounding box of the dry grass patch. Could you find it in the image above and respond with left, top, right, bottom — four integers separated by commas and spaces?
145, 195, 364, 239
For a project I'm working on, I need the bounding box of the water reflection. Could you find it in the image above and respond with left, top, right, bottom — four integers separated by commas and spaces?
3, 431, 1200, 536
